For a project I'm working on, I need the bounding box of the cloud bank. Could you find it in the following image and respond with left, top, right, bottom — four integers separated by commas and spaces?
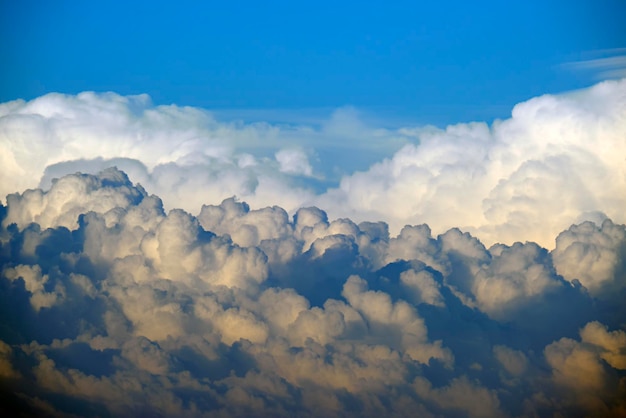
1, 78, 625, 248
1, 168, 625, 417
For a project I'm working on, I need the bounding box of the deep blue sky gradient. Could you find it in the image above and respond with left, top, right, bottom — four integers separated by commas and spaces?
2, 0, 625, 124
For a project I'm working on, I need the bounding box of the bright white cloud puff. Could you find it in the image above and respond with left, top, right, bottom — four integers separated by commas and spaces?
1, 79, 625, 249
0, 168, 625, 417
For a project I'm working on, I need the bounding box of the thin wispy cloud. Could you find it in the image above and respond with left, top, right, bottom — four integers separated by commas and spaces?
561, 48, 626, 80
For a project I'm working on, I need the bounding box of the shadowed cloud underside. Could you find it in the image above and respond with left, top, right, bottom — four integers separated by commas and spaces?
0, 167, 625, 417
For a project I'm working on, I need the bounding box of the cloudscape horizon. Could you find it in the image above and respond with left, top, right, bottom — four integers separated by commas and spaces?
1, 77, 626, 416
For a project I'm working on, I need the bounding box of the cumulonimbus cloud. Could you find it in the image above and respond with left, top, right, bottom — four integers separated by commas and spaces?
0, 168, 625, 417
1, 79, 624, 248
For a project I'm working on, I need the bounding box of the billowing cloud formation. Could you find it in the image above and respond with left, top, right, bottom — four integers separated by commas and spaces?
1, 169, 625, 417
1, 79, 625, 248
319, 79, 626, 246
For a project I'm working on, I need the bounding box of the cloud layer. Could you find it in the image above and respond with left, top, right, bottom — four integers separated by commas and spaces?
1, 168, 625, 417
1, 79, 625, 248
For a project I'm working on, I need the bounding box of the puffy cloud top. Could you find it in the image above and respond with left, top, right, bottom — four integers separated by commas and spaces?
1, 168, 625, 417
1, 79, 625, 248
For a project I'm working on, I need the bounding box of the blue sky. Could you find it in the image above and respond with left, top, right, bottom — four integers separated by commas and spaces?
2, 0, 624, 125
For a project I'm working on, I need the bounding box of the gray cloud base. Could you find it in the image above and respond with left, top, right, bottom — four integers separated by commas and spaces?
1, 168, 625, 417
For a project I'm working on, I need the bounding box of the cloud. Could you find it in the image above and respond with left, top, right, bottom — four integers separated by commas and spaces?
1, 79, 625, 248
2, 264, 62, 311
1, 168, 625, 417
561, 49, 626, 80
1, 78, 625, 417
0, 340, 20, 379
544, 321, 626, 415
275, 148, 314, 176
317, 79, 626, 247
413, 376, 504, 418
0, 94, 409, 222
552, 219, 626, 297
493, 345, 527, 377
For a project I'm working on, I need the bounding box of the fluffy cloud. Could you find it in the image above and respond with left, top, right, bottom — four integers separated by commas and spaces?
552, 219, 626, 297
2, 79, 625, 248
544, 321, 626, 415
1, 78, 625, 417
1, 168, 625, 417
2, 264, 62, 311
275, 148, 314, 176
0, 93, 407, 222
317, 79, 626, 247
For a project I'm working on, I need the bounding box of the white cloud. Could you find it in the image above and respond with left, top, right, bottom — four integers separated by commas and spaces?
317, 79, 626, 248
2, 80, 624, 247
3, 264, 63, 311
275, 148, 313, 176
1, 81, 625, 417
552, 219, 626, 297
